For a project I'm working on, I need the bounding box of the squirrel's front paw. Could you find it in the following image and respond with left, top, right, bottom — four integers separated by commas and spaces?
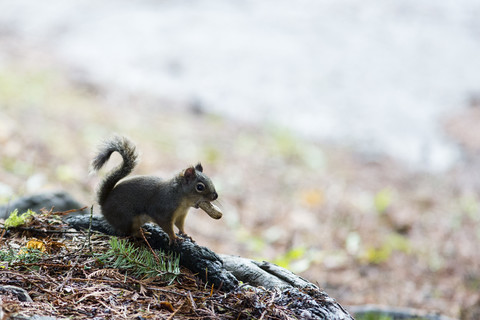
169, 236, 184, 246
178, 232, 195, 243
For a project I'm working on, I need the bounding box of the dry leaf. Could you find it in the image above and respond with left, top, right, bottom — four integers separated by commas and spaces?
160, 301, 175, 312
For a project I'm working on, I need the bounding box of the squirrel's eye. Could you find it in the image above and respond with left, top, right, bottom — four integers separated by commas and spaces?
196, 182, 205, 192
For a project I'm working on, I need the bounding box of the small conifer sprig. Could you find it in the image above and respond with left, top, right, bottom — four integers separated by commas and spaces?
101, 237, 180, 283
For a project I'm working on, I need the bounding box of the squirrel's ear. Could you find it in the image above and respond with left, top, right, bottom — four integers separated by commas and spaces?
182, 166, 197, 183
195, 162, 203, 172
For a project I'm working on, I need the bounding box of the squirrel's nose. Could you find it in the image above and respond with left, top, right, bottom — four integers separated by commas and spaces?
211, 192, 218, 201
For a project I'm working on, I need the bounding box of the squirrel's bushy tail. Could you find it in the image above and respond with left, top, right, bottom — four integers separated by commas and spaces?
91, 136, 138, 205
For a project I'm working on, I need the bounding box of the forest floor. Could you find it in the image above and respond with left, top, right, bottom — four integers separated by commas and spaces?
1, 38, 480, 319
1, 209, 323, 320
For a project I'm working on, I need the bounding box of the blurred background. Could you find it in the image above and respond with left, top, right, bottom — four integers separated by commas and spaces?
1, 0, 480, 317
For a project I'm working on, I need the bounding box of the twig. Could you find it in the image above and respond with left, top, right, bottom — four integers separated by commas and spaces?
188, 291, 197, 311
97, 299, 124, 317
258, 290, 276, 320
139, 227, 160, 265
0, 270, 68, 303
166, 300, 186, 320
56, 253, 84, 292
11, 262, 78, 269
51, 206, 88, 216
87, 205, 93, 253
0, 228, 6, 245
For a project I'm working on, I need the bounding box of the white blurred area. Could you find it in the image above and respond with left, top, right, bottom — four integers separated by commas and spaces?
0, 0, 479, 171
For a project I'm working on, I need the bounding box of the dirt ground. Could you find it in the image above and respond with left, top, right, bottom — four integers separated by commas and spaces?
1, 40, 480, 319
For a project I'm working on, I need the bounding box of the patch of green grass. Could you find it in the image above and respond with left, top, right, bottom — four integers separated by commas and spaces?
99, 237, 180, 283
236, 227, 266, 253
1, 157, 35, 176
0, 67, 55, 109
459, 193, 480, 220
356, 313, 393, 320
273, 246, 306, 269
0, 247, 45, 268
267, 126, 325, 170
361, 233, 411, 265
356, 313, 429, 320
4, 209, 36, 229
374, 188, 393, 214
203, 145, 222, 164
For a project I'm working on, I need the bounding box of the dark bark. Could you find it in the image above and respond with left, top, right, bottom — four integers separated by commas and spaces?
0, 191, 88, 219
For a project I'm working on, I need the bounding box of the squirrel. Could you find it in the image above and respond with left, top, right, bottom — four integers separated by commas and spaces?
91, 136, 222, 244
